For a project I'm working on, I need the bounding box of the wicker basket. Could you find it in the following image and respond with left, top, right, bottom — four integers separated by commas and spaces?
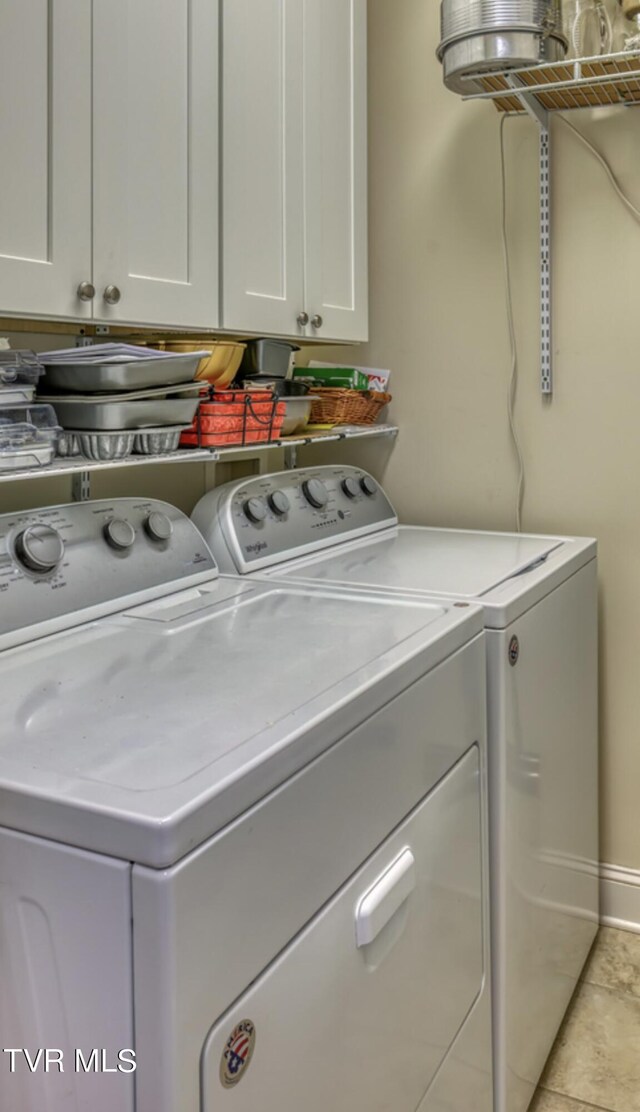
309, 388, 392, 426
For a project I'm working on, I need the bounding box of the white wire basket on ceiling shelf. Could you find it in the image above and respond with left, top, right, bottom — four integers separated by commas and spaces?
459, 49, 640, 112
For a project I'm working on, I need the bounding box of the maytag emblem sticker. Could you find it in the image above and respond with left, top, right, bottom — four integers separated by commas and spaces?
220, 1020, 256, 1089
508, 635, 520, 667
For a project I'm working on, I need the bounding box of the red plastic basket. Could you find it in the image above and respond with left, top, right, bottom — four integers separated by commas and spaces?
180, 389, 286, 448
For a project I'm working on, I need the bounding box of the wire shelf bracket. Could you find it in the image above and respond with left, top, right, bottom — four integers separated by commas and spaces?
458, 50, 640, 396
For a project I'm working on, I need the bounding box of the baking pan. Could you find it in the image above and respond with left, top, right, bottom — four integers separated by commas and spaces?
56, 431, 82, 458
38, 384, 201, 431
280, 397, 314, 436
42, 397, 200, 431
133, 427, 191, 455
41, 354, 201, 393
71, 432, 135, 461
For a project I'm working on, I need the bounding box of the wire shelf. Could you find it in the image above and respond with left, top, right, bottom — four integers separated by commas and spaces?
461, 50, 640, 113
0, 426, 399, 484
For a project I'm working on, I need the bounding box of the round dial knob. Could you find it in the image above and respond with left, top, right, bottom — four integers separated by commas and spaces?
360, 476, 378, 497
268, 490, 290, 517
302, 478, 329, 509
104, 518, 136, 551
15, 524, 65, 574
341, 477, 360, 499
243, 497, 268, 524
145, 511, 173, 543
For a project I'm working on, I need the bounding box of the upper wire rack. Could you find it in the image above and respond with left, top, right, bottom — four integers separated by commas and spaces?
461, 50, 640, 112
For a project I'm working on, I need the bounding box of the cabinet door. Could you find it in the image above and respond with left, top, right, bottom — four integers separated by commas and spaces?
0, 0, 92, 320
221, 0, 306, 338
303, 0, 369, 342
92, 0, 219, 329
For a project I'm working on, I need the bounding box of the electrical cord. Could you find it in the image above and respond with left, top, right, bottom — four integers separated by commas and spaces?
499, 114, 525, 533
556, 114, 640, 224
499, 110, 640, 534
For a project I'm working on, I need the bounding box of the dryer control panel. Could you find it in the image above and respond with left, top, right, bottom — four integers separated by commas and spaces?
0, 499, 217, 650
192, 466, 398, 575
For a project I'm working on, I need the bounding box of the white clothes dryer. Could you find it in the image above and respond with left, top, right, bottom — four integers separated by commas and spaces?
194, 464, 599, 1112
0, 496, 491, 1112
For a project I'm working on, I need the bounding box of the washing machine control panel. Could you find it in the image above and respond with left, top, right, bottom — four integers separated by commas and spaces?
198, 466, 398, 574
0, 499, 216, 650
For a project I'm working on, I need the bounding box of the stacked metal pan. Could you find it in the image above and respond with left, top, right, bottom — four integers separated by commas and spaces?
37, 344, 205, 461
437, 0, 567, 93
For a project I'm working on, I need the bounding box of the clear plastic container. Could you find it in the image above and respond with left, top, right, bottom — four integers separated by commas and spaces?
0, 405, 61, 449
0, 384, 35, 406
0, 350, 44, 387
563, 0, 612, 55
0, 444, 55, 472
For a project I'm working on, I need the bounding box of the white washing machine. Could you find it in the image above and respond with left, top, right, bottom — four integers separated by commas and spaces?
0, 496, 492, 1112
194, 464, 600, 1112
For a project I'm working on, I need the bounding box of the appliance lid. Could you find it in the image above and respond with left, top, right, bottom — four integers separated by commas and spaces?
270, 526, 565, 598
0, 578, 483, 867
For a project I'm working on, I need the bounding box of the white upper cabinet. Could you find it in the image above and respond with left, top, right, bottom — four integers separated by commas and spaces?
0, 1, 365, 337
304, 0, 368, 343
222, 0, 305, 338
0, 0, 92, 320
222, 0, 369, 343
92, 0, 219, 329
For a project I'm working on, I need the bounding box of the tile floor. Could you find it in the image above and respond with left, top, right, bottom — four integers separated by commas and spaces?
530, 927, 640, 1112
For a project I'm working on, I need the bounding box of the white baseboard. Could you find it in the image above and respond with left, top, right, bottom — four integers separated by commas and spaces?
600, 863, 640, 934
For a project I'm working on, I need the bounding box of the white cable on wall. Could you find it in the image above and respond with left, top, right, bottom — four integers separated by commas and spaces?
498, 110, 640, 534
557, 114, 640, 224
499, 115, 525, 533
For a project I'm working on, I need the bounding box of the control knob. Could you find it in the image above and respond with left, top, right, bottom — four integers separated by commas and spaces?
104, 518, 136, 551
15, 524, 65, 574
243, 497, 268, 524
268, 490, 290, 517
341, 477, 360, 499
145, 511, 173, 543
302, 478, 329, 509
360, 476, 378, 497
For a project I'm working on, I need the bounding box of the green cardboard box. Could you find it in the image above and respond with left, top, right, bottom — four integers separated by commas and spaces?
293, 366, 369, 390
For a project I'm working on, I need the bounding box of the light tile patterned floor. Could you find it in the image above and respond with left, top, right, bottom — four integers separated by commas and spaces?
530, 927, 640, 1112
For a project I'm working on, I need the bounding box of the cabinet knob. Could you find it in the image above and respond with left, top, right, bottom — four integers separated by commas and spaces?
103, 285, 122, 305
297, 311, 309, 327
311, 314, 324, 329
76, 281, 96, 302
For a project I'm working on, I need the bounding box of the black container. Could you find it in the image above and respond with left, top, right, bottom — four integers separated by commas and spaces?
240, 339, 300, 378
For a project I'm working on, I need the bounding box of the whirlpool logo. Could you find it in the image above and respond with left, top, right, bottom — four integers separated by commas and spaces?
245, 542, 268, 555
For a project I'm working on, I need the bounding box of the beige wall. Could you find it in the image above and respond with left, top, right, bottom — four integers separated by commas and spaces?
356, 0, 640, 870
